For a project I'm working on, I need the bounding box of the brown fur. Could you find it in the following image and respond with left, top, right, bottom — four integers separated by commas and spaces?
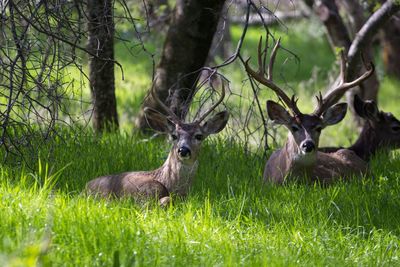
85, 109, 229, 205
86, 151, 198, 201
320, 95, 400, 161
264, 139, 367, 185
264, 101, 367, 184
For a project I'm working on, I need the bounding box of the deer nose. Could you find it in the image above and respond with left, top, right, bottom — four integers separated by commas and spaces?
178, 146, 191, 158
301, 141, 315, 153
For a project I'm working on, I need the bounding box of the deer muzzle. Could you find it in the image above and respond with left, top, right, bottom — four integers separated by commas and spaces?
301, 140, 315, 154
178, 146, 191, 159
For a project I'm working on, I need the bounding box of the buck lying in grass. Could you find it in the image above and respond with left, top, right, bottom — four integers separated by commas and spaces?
320, 95, 400, 161
245, 37, 374, 184
86, 81, 229, 205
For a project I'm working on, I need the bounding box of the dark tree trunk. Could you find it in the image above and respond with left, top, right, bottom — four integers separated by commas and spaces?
87, 0, 119, 132
314, 0, 352, 52
382, 11, 400, 79
136, 0, 226, 131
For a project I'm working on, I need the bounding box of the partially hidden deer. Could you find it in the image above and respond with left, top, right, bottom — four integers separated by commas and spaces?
245, 38, 374, 184
86, 80, 229, 205
320, 94, 400, 161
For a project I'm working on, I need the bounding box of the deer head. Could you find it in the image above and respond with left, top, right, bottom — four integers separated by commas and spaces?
266, 100, 347, 156
353, 94, 400, 154
245, 37, 374, 160
144, 80, 229, 164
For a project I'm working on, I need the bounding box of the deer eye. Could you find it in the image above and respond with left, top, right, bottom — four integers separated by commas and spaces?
291, 125, 300, 132
392, 126, 400, 132
195, 134, 203, 141
171, 134, 178, 140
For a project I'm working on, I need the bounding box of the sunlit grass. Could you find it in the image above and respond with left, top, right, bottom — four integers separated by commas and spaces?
1, 133, 400, 266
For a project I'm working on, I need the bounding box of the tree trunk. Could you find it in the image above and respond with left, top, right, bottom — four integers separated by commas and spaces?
314, 0, 352, 53
338, 0, 379, 102
87, 0, 119, 132
382, 11, 400, 79
312, 0, 380, 127
136, 0, 226, 131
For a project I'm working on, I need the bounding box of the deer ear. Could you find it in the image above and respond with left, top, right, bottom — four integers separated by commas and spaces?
202, 111, 229, 134
321, 102, 347, 126
143, 107, 175, 133
353, 95, 379, 121
266, 100, 292, 125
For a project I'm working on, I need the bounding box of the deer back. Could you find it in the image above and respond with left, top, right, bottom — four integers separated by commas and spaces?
86, 170, 168, 199
312, 149, 368, 184
264, 148, 368, 184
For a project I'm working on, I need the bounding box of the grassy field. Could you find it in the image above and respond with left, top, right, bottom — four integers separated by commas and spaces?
1, 135, 400, 266
1, 19, 400, 266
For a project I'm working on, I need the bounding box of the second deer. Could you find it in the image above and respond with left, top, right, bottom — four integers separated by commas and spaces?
245, 38, 374, 184
320, 94, 400, 161
86, 79, 229, 205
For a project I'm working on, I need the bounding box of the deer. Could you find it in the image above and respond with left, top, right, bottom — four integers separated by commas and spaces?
320, 94, 400, 161
244, 37, 374, 184
86, 80, 229, 205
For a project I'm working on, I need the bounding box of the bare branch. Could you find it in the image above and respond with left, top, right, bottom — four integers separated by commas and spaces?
348, 0, 400, 71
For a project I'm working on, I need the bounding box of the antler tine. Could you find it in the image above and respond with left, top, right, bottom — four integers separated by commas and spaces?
268, 37, 280, 81
150, 78, 180, 122
195, 79, 226, 124
257, 35, 269, 75
313, 51, 375, 116
257, 36, 264, 74
245, 38, 301, 115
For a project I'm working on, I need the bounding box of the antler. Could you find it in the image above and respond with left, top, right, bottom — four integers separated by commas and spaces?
150, 75, 225, 124
195, 78, 226, 123
313, 51, 375, 116
245, 37, 302, 116
150, 78, 180, 122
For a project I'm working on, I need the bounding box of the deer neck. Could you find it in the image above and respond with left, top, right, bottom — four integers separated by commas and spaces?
283, 135, 316, 175
155, 150, 199, 196
349, 124, 377, 161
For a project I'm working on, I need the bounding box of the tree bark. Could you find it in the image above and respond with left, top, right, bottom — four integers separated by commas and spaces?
346, 0, 400, 91
87, 0, 119, 132
314, 0, 379, 100
382, 11, 400, 78
314, 0, 352, 53
136, 0, 226, 131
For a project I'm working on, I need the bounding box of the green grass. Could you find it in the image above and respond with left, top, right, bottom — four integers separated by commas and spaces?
1, 134, 400, 266
2, 18, 400, 266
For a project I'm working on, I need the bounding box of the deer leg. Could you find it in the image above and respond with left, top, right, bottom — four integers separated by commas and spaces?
137, 180, 170, 206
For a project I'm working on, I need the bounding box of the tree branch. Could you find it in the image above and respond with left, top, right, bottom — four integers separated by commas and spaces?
348, 0, 400, 71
